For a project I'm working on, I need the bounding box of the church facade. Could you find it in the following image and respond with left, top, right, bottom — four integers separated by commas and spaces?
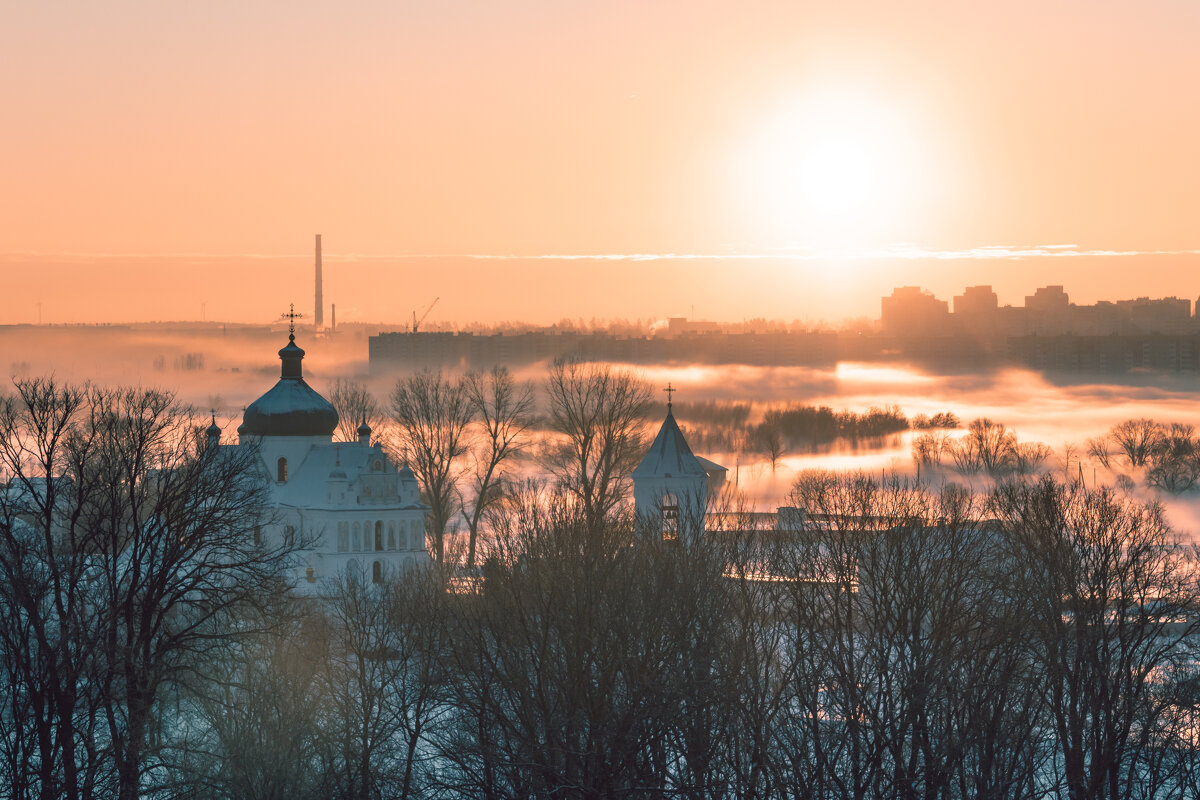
632, 398, 727, 543
218, 327, 430, 590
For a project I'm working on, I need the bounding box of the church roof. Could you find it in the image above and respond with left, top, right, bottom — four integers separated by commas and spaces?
240, 332, 339, 437
633, 409, 708, 478
257, 441, 427, 511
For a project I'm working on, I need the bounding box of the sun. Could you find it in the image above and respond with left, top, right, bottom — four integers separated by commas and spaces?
733, 86, 931, 250
796, 137, 874, 213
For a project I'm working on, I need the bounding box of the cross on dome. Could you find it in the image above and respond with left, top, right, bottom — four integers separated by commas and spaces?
280, 303, 304, 341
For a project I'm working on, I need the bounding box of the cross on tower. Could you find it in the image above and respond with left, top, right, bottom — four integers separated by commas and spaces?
665, 382, 675, 409
280, 303, 304, 340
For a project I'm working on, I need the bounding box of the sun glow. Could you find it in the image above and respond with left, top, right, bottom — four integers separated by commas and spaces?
735, 86, 933, 250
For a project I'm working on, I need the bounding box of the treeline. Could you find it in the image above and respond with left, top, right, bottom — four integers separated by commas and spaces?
912, 417, 1053, 478
1089, 418, 1200, 493
5, 369, 1200, 798
659, 401, 946, 468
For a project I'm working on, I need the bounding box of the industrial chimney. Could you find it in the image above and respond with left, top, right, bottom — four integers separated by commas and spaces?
314, 234, 324, 330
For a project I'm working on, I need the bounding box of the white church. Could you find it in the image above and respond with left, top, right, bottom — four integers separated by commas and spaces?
632, 392, 728, 543
221, 320, 732, 590
215, 325, 431, 590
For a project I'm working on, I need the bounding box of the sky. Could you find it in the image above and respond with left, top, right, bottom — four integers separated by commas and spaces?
2, 1, 1198, 325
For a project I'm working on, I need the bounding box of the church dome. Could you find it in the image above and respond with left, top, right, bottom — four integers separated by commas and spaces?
240, 331, 339, 437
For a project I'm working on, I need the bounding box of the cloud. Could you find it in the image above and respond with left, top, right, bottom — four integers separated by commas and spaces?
462, 247, 1200, 262
5, 245, 1200, 264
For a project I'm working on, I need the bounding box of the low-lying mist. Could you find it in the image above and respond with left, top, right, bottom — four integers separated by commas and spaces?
8, 324, 1200, 539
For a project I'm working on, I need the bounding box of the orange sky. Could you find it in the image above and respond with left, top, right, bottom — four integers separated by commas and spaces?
3, 1, 1198, 325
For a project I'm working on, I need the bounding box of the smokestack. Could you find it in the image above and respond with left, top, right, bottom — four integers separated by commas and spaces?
314, 234, 324, 329
331, 303, 336, 331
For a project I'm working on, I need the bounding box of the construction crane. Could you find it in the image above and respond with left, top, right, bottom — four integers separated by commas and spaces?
412, 297, 439, 333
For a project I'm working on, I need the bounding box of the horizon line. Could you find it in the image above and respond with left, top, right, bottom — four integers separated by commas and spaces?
4, 245, 1200, 263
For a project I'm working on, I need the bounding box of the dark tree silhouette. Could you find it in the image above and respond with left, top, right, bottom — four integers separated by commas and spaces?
0, 379, 297, 800
460, 367, 535, 568
389, 371, 474, 562
541, 360, 652, 529
328, 378, 384, 444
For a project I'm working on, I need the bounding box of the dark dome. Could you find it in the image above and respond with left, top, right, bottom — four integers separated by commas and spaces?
357, 420, 372, 435
240, 332, 339, 437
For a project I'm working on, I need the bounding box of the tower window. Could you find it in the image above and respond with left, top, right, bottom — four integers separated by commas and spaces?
372, 561, 382, 584
374, 521, 383, 551
661, 493, 679, 541
277, 457, 288, 482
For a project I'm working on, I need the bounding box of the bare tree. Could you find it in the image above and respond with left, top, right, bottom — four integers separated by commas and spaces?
1059, 441, 1078, 481
389, 371, 474, 562
328, 378, 383, 444
1145, 423, 1200, 494
542, 360, 652, 529
459, 367, 535, 569
912, 431, 949, 467
180, 615, 327, 800
990, 477, 1200, 800
0, 379, 298, 800
1086, 435, 1114, 470
1110, 418, 1163, 467
780, 472, 1048, 800
1014, 441, 1053, 476
751, 420, 786, 474
319, 564, 450, 800
967, 417, 1018, 475
439, 488, 731, 798
0, 378, 106, 800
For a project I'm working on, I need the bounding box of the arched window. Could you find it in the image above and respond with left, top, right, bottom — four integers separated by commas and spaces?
347, 559, 360, 578
305, 566, 316, 583
372, 459, 383, 472
253, 526, 262, 547
372, 561, 382, 584
387, 522, 396, 551
277, 457, 288, 482
374, 521, 383, 551
661, 493, 679, 541
284, 525, 296, 547
352, 522, 361, 552
364, 485, 372, 498
337, 522, 348, 553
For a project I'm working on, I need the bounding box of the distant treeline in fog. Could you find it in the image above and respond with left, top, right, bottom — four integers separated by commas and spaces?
665, 400, 927, 457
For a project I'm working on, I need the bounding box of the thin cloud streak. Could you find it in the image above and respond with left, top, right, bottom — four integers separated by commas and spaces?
4, 245, 1199, 264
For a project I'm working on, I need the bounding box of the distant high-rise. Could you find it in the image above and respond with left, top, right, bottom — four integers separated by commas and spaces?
314, 234, 324, 329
